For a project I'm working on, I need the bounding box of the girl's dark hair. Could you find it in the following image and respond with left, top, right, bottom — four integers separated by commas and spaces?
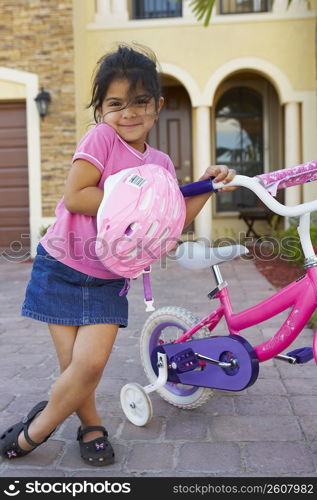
88, 43, 162, 122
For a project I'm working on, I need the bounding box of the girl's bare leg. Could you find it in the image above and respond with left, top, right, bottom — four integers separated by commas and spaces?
49, 324, 104, 441
18, 323, 119, 450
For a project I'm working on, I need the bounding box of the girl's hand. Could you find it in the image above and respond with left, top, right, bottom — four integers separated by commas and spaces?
199, 165, 236, 192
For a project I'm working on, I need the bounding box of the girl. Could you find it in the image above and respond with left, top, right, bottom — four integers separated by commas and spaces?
0, 44, 235, 466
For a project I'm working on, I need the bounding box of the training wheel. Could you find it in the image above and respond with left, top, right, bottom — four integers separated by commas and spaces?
120, 382, 153, 426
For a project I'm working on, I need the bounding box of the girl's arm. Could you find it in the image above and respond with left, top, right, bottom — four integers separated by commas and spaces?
183, 165, 236, 228
64, 159, 103, 216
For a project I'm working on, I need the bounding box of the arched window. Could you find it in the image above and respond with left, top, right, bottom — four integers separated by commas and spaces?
215, 87, 263, 212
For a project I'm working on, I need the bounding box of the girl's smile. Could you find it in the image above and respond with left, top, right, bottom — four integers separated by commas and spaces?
99, 78, 164, 153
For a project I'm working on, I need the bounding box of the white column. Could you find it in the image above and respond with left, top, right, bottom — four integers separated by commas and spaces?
302, 91, 317, 202
183, 0, 198, 20
272, 0, 308, 14
272, 0, 288, 13
111, 0, 129, 20
96, 0, 128, 22
95, 0, 111, 23
97, 0, 111, 15
284, 102, 301, 208
194, 106, 213, 242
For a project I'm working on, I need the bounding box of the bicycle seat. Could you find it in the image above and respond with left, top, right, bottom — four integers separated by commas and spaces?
175, 241, 249, 270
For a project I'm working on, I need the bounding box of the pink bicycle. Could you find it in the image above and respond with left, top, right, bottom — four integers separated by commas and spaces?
120, 161, 317, 426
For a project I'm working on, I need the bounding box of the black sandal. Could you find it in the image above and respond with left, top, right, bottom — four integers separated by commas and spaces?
0, 400, 54, 459
77, 425, 115, 466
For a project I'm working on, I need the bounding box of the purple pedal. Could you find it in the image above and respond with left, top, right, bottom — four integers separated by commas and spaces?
286, 347, 313, 364
169, 348, 199, 373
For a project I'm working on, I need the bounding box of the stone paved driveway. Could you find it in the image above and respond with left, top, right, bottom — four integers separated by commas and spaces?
0, 253, 316, 477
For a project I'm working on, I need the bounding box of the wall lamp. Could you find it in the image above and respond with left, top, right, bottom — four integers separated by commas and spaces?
35, 88, 51, 120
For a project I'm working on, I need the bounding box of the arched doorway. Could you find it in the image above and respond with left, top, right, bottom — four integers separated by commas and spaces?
213, 75, 283, 214
147, 77, 193, 186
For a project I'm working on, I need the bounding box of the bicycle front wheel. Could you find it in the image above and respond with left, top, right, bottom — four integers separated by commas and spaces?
140, 306, 213, 409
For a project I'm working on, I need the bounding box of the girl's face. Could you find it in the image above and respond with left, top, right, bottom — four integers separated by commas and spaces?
98, 78, 164, 152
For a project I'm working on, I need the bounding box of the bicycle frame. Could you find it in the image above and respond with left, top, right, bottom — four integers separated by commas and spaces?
175, 265, 317, 363
175, 167, 317, 364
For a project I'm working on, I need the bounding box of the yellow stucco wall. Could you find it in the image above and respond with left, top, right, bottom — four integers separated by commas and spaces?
73, 2, 316, 132
72, 0, 317, 238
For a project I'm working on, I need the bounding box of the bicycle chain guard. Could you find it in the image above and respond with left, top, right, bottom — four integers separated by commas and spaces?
151, 334, 259, 391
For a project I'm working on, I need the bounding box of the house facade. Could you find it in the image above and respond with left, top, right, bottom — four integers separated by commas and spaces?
0, 0, 316, 255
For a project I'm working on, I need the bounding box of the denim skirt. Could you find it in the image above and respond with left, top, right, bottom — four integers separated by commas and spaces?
21, 243, 128, 327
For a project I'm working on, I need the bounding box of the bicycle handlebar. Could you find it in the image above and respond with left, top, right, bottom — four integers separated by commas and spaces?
215, 175, 317, 217
180, 174, 317, 217
179, 178, 216, 197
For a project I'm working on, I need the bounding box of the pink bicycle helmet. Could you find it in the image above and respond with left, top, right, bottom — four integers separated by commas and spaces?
96, 164, 186, 278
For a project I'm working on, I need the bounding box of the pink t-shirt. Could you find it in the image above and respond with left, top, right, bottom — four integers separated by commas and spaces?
41, 123, 177, 279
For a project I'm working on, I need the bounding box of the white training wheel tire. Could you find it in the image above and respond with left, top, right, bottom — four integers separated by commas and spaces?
120, 382, 153, 426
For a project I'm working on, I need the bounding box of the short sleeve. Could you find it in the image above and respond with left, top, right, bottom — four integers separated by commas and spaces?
72, 123, 116, 174
165, 155, 178, 182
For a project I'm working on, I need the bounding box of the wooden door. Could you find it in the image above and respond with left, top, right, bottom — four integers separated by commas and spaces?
148, 85, 193, 232
0, 102, 29, 252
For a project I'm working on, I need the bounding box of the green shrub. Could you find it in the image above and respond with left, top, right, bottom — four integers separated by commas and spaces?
39, 224, 50, 237
275, 224, 317, 264
288, 211, 317, 228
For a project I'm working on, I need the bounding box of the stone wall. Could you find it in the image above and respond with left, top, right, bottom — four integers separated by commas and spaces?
0, 0, 76, 216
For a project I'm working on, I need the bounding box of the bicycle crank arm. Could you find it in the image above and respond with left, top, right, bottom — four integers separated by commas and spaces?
275, 347, 314, 365
274, 353, 297, 364
194, 352, 236, 369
